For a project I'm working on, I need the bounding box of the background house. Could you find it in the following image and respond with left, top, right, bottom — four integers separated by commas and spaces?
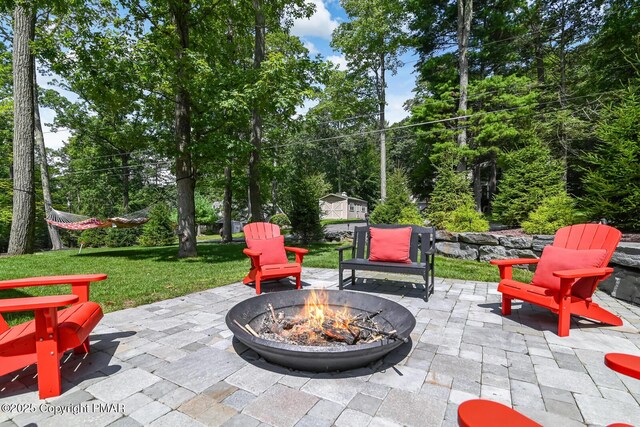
319, 193, 368, 220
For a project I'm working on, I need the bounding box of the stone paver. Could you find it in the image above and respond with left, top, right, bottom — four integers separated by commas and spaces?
3, 267, 640, 427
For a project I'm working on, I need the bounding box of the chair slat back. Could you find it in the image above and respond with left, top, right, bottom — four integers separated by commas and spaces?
553, 224, 621, 265
354, 226, 367, 259
552, 224, 622, 298
0, 315, 9, 334
244, 222, 281, 240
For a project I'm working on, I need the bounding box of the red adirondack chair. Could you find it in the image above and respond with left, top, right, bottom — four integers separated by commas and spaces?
0, 274, 106, 399
242, 222, 308, 294
491, 224, 622, 337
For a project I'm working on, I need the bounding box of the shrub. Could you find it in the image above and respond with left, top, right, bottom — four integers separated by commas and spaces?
139, 203, 176, 247
269, 213, 291, 228
287, 173, 328, 244
426, 161, 488, 232
492, 141, 564, 226
442, 204, 490, 232
79, 228, 107, 247
522, 192, 582, 235
370, 170, 423, 224
104, 227, 141, 248
581, 87, 640, 230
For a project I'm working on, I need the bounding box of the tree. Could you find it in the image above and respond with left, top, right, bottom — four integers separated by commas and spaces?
369, 170, 422, 224
492, 141, 564, 225
8, 1, 36, 255
286, 172, 328, 244
581, 87, 640, 230
332, 0, 410, 201
456, 0, 472, 171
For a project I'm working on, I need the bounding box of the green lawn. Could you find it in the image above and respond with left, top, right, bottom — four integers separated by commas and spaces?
196, 232, 244, 241
0, 241, 532, 324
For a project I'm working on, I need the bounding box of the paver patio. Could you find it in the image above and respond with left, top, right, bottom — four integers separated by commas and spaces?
2, 267, 640, 427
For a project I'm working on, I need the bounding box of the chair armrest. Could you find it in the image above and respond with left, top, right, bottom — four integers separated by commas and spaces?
490, 258, 540, 266
0, 274, 108, 290
285, 246, 308, 264
284, 247, 309, 255
336, 245, 354, 252
0, 295, 79, 313
553, 267, 613, 279
243, 248, 262, 257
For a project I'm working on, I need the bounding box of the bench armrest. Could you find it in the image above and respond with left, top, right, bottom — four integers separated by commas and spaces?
337, 245, 354, 263
0, 274, 108, 290
553, 267, 613, 279
0, 295, 79, 313
336, 245, 354, 252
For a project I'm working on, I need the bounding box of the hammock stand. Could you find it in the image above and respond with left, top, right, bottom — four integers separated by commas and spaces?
45, 208, 150, 231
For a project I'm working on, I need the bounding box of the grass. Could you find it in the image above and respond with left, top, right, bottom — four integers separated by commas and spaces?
0, 241, 532, 324
196, 232, 244, 241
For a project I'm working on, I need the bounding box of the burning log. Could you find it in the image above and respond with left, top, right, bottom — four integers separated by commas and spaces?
322, 319, 359, 344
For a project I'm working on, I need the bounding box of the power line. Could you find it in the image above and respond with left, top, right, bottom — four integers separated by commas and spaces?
270, 89, 622, 150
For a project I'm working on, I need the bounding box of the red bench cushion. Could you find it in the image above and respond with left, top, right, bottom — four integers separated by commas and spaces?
246, 235, 289, 266
0, 302, 103, 375
531, 246, 607, 296
369, 227, 412, 264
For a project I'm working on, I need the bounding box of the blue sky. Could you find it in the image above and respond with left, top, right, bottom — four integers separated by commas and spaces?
40, 0, 418, 149
291, 0, 418, 123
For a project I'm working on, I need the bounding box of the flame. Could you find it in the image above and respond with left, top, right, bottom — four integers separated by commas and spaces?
302, 289, 351, 330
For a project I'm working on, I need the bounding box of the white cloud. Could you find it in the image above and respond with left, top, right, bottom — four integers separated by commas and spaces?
303, 40, 319, 55
291, 0, 338, 40
326, 54, 348, 71
386, 93, 411, 125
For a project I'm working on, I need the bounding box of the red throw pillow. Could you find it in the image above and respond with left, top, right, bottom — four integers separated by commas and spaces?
246, 235, 289, 266
369, 227, 412, 264
531, 245, 607, 296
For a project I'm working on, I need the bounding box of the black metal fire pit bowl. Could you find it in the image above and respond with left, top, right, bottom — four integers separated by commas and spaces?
225, 289, 416, 372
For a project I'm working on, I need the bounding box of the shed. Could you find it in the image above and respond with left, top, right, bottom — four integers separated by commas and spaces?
319, 193, 368, 220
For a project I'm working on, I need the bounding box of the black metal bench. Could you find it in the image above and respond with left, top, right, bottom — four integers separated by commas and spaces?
337, 224, 436, 301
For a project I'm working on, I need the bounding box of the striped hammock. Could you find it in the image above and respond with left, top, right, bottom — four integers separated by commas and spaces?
46, 208, 150, 231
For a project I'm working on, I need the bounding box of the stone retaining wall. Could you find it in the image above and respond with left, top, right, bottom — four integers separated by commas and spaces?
435, 231, 640, 305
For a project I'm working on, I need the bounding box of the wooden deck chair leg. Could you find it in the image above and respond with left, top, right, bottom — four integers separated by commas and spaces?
339, 268, 344, 290
572, 302, 623, 327
243, 268, 257, 285
351, 270, 355, 286
35, 308, 62, 399
295, 274, 301, 290
74, 338, 91, 354
502, 295, 512, 315
255, 274, 261, 295
558, 293, 571, 337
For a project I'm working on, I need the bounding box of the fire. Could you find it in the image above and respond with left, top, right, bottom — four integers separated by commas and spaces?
302, 289, 351, 331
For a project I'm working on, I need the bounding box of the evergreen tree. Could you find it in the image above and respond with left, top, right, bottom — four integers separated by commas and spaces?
581, 87, 640, 230
425, 156, 488, 231
139, 204, 176, 247
492, 141, 564, 225
369, 170, 422, 224
287, 173, 328, 244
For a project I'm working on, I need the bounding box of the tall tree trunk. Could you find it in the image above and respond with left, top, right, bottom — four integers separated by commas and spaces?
488, 154, 497, 210
8, 2, 36, 255
172, 0, 197, 258
33, 61, 62, 250
379, 52, 387, 201
248, 0, 265, 222
456, 0, 472, 172
271, 156, 278, 215
121, 152, 130, 212
222, 164, 233, 243
558, 0, 568, 186
534, 0, 545, 84
472, 162, 482, 212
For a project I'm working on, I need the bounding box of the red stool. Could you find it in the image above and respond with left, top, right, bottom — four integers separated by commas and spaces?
604, 353, 640, 380
457, 399, 542, 427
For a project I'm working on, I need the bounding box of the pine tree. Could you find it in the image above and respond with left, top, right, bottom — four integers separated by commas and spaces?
581, 87, 640, 230
287, 173, 328, 244
139, 204, 176, 247
492, 141, 564, 226
369, 170, 422, 224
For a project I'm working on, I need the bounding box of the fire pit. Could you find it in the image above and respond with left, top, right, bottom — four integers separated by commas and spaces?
225, 289, 416, 372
